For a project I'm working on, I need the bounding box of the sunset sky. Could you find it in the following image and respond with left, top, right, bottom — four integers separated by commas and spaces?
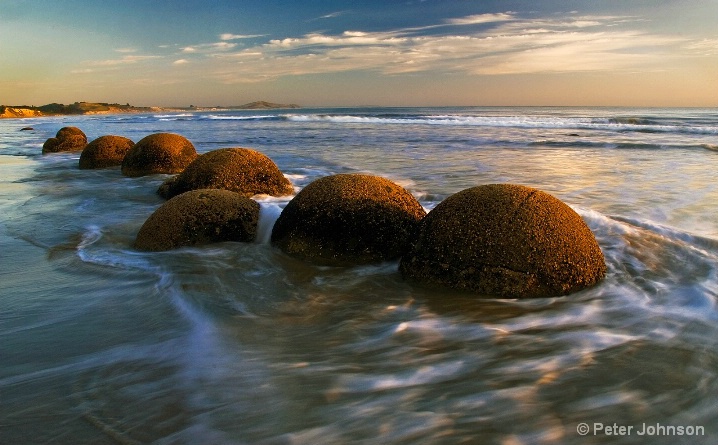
1, 0, 717, 107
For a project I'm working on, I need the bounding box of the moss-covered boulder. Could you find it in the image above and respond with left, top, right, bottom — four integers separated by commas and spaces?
79, 135, 135, 169
134, 189, 260, 251
399, 184, 606, 298
271, 174, 426, 265
42, 126, 88, 154
121, 133, 197, 177
158, 147, 293, 199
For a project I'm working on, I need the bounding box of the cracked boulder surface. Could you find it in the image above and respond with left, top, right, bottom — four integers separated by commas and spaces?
134, 189, 259, 251
157, 147, 294, 199
121, 133, 197, 177
399, 184, 606, 298
271, 173, 427, 266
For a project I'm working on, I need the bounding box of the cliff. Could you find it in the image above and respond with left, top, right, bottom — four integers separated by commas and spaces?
0, 101, 300, 119
0, 102, 153, 119
0, 106, 44, 118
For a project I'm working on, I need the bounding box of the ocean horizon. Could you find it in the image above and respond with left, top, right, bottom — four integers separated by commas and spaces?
2, 105, 718, 444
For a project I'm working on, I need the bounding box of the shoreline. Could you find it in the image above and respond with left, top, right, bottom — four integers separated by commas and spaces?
0, 101, 301, 120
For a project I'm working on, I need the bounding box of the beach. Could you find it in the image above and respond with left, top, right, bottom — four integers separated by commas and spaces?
2, 106, 718, 444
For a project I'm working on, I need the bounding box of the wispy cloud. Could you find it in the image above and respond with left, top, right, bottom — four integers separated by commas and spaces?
445, 12, 515, 26
72, 54, 163, 74
309, 10, 349, 21
683, 38, 718, 56
75, 13, 702, 85
182, 42, 237, 53
219, 33, 266, 41
202, 13, 691, 83
88, 55, 162, 67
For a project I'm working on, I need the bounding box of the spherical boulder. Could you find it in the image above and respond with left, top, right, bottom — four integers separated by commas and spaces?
79, 135, 135, 169
134, 189, 260, 251
157, 147, 294, 199
399, 184, 606, 298
121, 133, 197, 177
271, 174, 426, 265
42, 126, 88, 154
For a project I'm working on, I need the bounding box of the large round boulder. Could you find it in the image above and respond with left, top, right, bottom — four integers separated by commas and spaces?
157, 147, 294, 199
271, 174, 426, 265
79, 135, 135, 169
42, 126, 88, 154
399, 184, 606, 298
121, 133, 197, 177
134, 189, 260, 251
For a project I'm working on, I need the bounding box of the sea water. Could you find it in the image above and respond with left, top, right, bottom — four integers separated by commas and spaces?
1, 107, 718, 444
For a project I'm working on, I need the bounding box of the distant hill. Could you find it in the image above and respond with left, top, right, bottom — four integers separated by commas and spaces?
35, 102, 153, 115
231, 101, 301, 110
1, 100, 300, 119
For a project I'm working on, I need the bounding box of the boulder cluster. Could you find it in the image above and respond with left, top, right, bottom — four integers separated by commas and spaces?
52, 125, 607, 299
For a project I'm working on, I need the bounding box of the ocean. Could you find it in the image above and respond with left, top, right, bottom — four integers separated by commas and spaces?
1, 107, 717, 444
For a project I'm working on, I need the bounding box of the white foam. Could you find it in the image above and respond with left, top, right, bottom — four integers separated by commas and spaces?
202, 114, 277, 120
282, 113, 718, 134
332, 360, 468, 393
256, 202, 284, 244
154, 113, 194, 118
75, 225, 159, 271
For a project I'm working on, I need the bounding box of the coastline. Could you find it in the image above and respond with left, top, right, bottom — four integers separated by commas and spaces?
0, 100, 301, 120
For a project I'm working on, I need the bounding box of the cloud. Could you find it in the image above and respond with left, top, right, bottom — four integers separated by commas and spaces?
173, 59, 190, 65
182, 42, 237, 53
219, 33, 266, 41
72, 54, 163, 74
445, 12, 515, 26
131, 13, 701, 85
684, 38, 718, 55
319, 11, 347, 19
88, 55, 162, 67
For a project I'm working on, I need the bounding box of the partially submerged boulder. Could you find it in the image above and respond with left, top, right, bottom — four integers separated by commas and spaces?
399, 184, 606, 298
271, 174, 426, 265
42, 126, 87, 154
79, 135, 135, 169
158, 147, 293, 199
121, 133, 197, 177
134, 189, 260, 251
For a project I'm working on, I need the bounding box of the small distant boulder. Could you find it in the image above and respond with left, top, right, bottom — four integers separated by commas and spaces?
42, 126, 88, 154
399, 184, 606, 298
158, 147, 294, 199
121, 133, 197, 177
79, 135, 135, 169
271, 174, 426, 265
134, 189, 260, 251
20, 127, 34, 131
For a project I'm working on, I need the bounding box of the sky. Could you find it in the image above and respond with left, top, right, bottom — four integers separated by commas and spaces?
1, 0, 717, 107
